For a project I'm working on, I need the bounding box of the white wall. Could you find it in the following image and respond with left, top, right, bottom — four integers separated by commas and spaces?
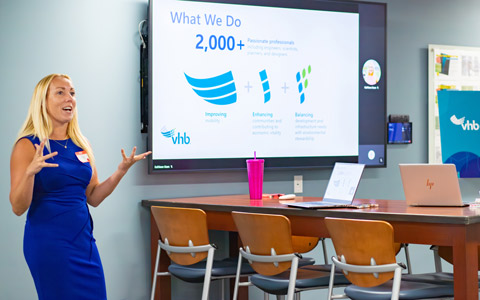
0, 0, 153, 299
1, 0, 480, 299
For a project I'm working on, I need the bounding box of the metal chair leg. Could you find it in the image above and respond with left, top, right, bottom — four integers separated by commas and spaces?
431, 245, 443, 272
201, 247, 215, 300
220, 278, 225, 300
150, 243, 161, 300
320, 238, 328, 264
403, 243, 412, 274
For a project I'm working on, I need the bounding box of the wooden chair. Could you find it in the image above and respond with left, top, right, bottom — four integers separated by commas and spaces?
394, 243, 412, 274
150, 206, 252, 300
324, 217, 454, 300
292, 236, 330, 265
232, 211, 348, 300
292, 236, 320, 255
300, 236, 412, 275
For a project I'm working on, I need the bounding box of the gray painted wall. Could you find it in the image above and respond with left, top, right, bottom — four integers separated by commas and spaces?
1, 0, 479, 299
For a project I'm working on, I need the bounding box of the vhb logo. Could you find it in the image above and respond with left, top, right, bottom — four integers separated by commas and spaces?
450, 115, 480, 131
172, 132, 190, 145
161, 127, 191, 145
426, 179, 434, 190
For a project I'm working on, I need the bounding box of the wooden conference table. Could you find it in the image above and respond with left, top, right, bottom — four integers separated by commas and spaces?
142, 195, 480, 300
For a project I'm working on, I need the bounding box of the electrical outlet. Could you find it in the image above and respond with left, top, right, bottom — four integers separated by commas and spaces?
294, 175, 303, 194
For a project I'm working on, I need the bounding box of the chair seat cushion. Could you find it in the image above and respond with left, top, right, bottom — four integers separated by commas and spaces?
223, 256, 315, 274
169, 256, 316, 283
401, 272, 454, 285
402, 272, 480, 286
250, 265, 349, 295
297, 256, 316, 267
169, 258, 246, 283
345, 280, 454, 300
306, 263, 345, 274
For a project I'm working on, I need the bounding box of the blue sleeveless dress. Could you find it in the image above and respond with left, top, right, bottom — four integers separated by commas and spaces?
22, 136, 107, 300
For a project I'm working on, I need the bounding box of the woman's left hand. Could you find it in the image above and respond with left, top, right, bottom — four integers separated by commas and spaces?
86, 147, 152, 207
118, 147, 152, 173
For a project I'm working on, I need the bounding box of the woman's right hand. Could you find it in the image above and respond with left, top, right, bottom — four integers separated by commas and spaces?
10, 138, 59, 216
26, 139, 59, 176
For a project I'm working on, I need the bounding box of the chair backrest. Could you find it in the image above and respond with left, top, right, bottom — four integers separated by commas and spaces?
393, 243, 401, 254
232, 211, 295, 276
151, 206, 210, 265
325, 217, 397, 287
291, 236, 320, 254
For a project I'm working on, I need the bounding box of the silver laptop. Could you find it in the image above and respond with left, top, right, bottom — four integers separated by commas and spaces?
399, 163, 467, 207
287, 162, 365, 209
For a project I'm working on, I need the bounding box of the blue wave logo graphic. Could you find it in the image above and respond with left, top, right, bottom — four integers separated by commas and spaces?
184, 71, 237, 105
450, 115, 465, 125
161, 126, 176, 138
259, 69, 271, 103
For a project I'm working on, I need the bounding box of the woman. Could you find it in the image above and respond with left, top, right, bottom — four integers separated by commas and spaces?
9, 74, 151, 299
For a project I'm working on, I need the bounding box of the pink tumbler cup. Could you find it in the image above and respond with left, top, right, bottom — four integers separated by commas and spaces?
246, 158, 264, 200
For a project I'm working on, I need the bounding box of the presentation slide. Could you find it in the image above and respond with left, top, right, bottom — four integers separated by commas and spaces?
151, 0, 359, 161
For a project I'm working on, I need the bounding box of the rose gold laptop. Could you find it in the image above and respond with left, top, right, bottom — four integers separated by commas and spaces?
399, 163, 468, 207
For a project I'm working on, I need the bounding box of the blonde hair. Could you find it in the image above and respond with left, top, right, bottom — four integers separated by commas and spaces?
16, 74, 95, 165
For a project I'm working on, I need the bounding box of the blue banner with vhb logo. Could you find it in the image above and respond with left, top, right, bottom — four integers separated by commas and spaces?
438, 90, 480, 178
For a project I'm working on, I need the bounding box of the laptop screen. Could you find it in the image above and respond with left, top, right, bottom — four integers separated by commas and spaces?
323, 162, 365, 203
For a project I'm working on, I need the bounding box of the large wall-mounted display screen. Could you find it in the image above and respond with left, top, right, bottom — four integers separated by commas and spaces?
148, 0, 386, 172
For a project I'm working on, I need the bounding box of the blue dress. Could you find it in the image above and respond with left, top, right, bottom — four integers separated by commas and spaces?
23, 136, 107, 300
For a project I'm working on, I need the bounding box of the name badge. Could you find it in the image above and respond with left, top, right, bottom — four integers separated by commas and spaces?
75, 151, 90, 163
